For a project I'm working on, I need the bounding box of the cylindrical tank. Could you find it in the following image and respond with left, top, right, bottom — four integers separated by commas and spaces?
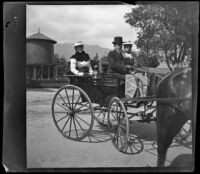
26, 31, 57, 65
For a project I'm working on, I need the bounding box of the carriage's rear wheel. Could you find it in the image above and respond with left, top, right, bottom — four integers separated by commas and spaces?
51, 85, 94, 141
108, 97, 129, 152
94, 105, 108, 126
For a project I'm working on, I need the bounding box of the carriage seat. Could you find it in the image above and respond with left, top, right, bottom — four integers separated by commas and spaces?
125, 73, 148, 98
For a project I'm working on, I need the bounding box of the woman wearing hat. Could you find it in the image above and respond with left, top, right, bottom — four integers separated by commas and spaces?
122, 41, 148, 97
69, 41, 93, 102
69, 41, 93, 76
106, 36, 129, 74
122, 41, 137, 69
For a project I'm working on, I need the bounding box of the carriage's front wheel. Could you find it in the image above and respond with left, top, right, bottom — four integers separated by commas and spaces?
107, 97, 129, 152
51, 85, 94, 141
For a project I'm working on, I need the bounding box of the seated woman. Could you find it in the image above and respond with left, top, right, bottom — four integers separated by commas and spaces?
69, 42, 93, 101
70, 41, 93, 76
122, 41, 136, 70
122, 41, 148, 97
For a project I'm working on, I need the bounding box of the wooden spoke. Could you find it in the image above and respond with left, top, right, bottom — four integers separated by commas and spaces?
74, 116, 92, 142
54, 111, 69, 114
75, 102, 90, 111
96, 111, 102, 119
58, 93, 70, 110
75, 114, 90, 127
129, 145, 134, 154
72, 117, 78, 138
58, 93, 65, 103
110, 111, 117, 121
55, 102, 68, 111
116, 130, 119, 148
71, 89, 75, 108
74, 116, 86, 134
56, 114, 69, 123
69, 116, 73, 136
73, 95, 81, 109
125, 145, 128, 153
102, 111, 106, 123
65, 88, 72, 109
118, 127, 123, 148
61, 116, 71, 132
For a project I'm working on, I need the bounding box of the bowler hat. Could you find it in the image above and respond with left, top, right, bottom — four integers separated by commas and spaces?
112, 36, 124, 44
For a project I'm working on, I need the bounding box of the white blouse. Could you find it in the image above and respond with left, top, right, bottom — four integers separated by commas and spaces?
70, 58, 93, 76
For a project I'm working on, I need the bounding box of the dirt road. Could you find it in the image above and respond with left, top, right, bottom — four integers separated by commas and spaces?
26, 88, 192, 168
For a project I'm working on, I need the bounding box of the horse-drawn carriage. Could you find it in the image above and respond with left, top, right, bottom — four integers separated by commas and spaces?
51, 67, 192, 167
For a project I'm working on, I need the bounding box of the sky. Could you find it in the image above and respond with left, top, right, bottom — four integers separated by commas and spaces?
26, 4, 138, 50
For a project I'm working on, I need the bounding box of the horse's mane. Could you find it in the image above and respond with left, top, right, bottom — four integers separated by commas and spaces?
157, 68, 191, 98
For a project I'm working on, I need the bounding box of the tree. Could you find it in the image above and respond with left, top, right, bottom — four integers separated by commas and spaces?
124, 2, 198, 70
136, 50, 160, 68
54, 54, 68, 77
91, 53, 100, 69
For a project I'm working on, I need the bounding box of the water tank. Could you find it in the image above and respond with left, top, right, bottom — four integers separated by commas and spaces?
26, 31, 57, 65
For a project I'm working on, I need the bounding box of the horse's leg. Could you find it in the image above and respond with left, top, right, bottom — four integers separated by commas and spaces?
156, 108, 188, 167
157, 130, 174, 167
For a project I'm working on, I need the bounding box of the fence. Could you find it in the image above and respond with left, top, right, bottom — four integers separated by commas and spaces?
26, 64, 69, 81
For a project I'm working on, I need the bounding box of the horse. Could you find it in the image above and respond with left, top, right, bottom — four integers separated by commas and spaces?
156, 68, 192, 167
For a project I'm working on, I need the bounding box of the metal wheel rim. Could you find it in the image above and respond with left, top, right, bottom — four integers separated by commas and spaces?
51, 85, 94, 141
108, 97, 129, 152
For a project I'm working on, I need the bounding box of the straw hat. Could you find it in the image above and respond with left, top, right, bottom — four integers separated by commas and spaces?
74, 41, 84, 47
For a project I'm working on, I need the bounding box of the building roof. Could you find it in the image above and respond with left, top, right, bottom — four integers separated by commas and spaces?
27, 29, 57, 44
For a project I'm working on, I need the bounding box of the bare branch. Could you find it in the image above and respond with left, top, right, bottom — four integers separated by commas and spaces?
177, 43, 184, 61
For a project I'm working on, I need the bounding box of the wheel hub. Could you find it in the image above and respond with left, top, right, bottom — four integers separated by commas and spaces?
68, 110, 75, 117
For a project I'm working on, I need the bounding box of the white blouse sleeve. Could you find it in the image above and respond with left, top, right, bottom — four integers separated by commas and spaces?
88, 60, 93, 75
70, 58, 80, 75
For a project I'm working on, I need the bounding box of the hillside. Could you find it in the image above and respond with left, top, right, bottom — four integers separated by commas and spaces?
54, 43, 111, 61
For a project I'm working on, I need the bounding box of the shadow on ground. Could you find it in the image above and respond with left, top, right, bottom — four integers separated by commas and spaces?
77, 124, 111, 143
129, 120, 157, 142
167, 154, 193, 168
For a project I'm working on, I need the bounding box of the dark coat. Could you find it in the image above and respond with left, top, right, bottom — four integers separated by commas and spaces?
70, 51, 90, 61
106, 50, 128, 74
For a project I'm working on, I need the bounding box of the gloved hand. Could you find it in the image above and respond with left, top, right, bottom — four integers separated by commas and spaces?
130, 70, 137, 75
78, 72, 84, 76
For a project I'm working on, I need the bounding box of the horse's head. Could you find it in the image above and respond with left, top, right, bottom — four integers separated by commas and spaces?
157, 68, 192, 119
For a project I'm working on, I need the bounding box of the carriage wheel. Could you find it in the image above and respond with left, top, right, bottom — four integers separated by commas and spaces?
51, 85, 94, 141
175, 120, 192, 143
94, 105, 108, 126
107, 97, 129, 152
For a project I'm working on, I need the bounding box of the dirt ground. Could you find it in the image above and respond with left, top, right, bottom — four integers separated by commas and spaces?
26, 88, 192, 169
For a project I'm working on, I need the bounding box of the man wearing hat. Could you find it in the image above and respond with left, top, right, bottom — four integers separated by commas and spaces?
105, 36, 130, 98
69, 41, 93, 76
106, 36, 129, 74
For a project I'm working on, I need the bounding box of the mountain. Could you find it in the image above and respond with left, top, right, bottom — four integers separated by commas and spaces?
54, 43, 111, 61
